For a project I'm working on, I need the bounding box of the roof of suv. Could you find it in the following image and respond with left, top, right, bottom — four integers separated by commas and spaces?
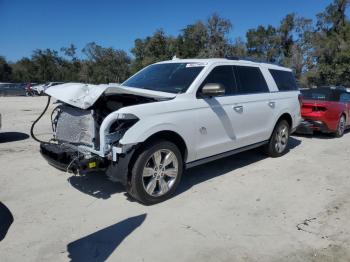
157, 58, 292, 72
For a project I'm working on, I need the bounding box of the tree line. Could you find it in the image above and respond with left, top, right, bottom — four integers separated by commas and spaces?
0, 0, 349, 87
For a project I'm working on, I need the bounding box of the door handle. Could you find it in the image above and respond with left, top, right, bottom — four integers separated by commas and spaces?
233, 105, 243, 113
268, 101, 276, 108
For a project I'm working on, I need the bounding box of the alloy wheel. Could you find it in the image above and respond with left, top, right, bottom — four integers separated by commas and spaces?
142, 149, 179, 197
338, 116, 346, 136
275, 123, 289, 153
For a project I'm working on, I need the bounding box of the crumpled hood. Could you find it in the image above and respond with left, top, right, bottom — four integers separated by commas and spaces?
45, 83, 176, 109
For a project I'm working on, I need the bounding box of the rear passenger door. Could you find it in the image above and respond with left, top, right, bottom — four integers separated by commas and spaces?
230, 65, 274, 146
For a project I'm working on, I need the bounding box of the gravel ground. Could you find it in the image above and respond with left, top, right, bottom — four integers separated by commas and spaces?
0, 96, 350, 262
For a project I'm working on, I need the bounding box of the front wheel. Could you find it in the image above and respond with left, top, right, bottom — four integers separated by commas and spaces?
264, 120, 290, 158
334, 115, 346, 138
127, 140, 183, 205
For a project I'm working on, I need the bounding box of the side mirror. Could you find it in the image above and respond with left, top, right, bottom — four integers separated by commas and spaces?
201, 83, 225, 97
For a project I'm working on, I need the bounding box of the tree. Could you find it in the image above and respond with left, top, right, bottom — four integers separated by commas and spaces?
200, 13, 232, 57
30, 49, 63, 82
60, 44, 77, 61
177, 21, 208, 58
82, 42, 131, 83
226, 37, 247, 58
60, 44, 81, 81
278, 13, 296, 66
291, 17, 314, 80
0, 56, 12, 82
130, 13, 233, 71
130, 29, 176, 73
311, 0, 350, 86
246, 25, 280, 62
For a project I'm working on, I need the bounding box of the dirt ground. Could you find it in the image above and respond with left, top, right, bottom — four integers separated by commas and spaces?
0, 96, 350, 262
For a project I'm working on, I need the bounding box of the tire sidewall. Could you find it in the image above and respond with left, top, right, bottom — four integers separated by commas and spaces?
131, 141, 183, 205
335, 115, 346, 138
267, 120, 290, 157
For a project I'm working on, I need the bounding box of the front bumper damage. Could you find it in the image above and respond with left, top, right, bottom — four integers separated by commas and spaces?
40, 143, 106, 173
40, 142, 137, 186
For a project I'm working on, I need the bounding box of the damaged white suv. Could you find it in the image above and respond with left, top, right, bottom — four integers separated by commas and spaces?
38, 58, 301, 204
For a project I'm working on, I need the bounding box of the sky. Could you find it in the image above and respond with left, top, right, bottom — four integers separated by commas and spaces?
0, 0, 348, 62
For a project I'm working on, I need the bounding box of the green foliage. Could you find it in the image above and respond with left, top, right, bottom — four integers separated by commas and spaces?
246, 25, 280, 62
81, 42, 131, 83
310, 0, 350, 86
0, 56, 12, 82
177, 21, 208, 58
130, 29, 175, 73
0, 1, 349, 87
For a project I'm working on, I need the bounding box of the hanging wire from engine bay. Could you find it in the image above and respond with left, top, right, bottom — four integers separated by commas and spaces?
30, 96, 53, 143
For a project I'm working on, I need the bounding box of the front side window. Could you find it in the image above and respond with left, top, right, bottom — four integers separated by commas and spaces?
199, 66, 237, 95
122, 63, 204, 94
269, 69, 297, 91
234, 66, 269, 94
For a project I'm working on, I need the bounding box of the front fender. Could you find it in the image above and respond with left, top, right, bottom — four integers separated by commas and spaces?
119, 119, 196, 162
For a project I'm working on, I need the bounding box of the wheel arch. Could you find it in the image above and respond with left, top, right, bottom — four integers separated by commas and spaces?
340, 111, 347, 121
277, 113, 293, 129
141, 130, 188, 162
269, 112, 293, 138
127, 130, 188, 185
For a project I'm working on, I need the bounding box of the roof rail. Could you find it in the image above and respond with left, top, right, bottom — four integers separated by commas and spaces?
225, 56, 284, 67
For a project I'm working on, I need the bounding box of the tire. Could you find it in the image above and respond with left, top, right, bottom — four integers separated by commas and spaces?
127, 140, 183, 205
334, 115, 346, 138
264, 119, 290, 158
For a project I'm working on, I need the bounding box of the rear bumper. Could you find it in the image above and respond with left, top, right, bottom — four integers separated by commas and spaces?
296, 119, 330, 134
40, 143, 106, 173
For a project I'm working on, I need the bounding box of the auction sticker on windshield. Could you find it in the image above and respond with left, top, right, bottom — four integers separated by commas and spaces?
186, 63, 207, 67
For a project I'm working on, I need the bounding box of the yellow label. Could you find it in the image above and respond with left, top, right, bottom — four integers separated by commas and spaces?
88, 162, 97, 168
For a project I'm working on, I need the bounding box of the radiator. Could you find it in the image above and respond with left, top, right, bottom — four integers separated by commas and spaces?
55, 105, 95, 146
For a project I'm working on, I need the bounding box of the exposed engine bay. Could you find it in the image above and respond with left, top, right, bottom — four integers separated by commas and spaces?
51, 94, 156, 149
33, 92, 163, 182
32, 82, 175, 184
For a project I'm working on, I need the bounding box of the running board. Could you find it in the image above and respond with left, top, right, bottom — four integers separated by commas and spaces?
186, 140, 268, 169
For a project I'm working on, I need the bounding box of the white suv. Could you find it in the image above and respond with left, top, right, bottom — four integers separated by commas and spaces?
38, 58, 301, 204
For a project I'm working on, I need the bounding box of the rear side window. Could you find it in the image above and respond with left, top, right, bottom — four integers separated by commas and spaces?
269, 69, 297, 91
234, 66, 269, 94
339, 92, 350, 102
200, 66, 237, 95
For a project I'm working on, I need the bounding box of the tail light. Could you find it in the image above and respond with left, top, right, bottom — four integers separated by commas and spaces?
312, 106, 327, 112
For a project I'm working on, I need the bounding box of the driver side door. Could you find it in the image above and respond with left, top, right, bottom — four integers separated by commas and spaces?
194, 65, 241, 160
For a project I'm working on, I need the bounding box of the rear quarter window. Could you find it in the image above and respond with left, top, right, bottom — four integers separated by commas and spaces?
269, 69, 297, 91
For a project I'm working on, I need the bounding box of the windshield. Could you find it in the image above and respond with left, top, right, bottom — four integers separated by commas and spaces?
122, 63, 204, 94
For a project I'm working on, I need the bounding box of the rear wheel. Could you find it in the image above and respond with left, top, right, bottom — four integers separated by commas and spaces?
264, 120, 290, 157
335, 115, 346, 138
127, 140, 183, 205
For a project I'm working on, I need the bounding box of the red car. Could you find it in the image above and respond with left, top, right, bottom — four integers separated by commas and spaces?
297, 87, 350, 137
